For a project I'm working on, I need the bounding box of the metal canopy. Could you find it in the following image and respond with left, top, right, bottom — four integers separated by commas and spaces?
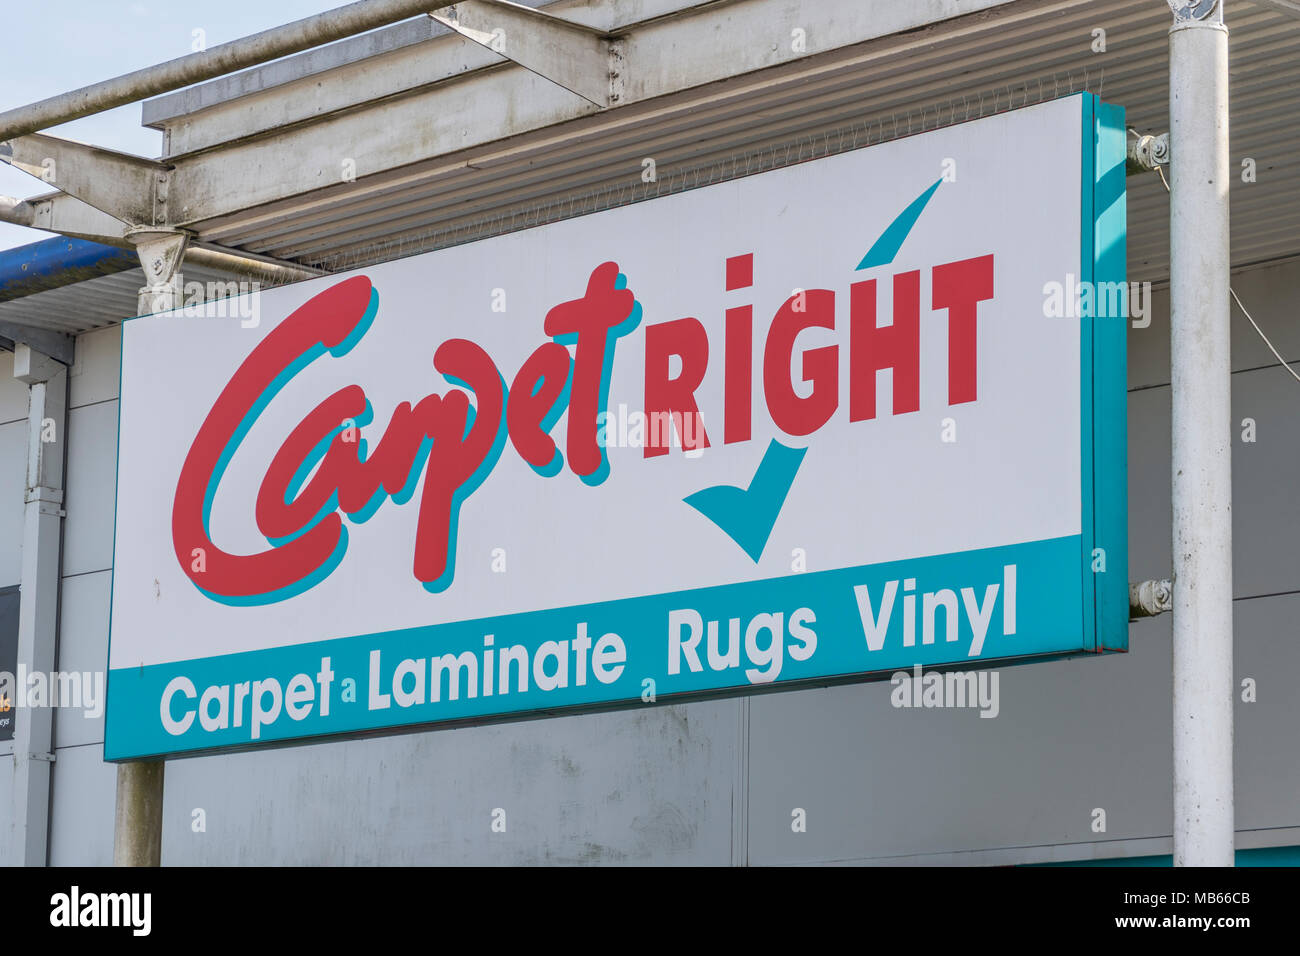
4, 0, 1299, 322
135, 0, 1300, 282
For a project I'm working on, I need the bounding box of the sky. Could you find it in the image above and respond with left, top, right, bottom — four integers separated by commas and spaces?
0, 0, 353, 251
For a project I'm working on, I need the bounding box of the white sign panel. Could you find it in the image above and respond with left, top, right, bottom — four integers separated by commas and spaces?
106, 94, 1128, 759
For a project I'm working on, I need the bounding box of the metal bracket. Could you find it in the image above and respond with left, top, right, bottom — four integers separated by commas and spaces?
1127, 131, 1170, 173
1167, 0, 1222, 22
1130, 579, 1173, 620
126, 227, 190, 287
126, 227, 192, 315
430, 1, 623, 108
24, 486, 64, 506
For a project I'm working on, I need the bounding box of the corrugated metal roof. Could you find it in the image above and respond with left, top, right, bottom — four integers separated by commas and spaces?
180, 0, 1300, 283
0, 263, 260, 335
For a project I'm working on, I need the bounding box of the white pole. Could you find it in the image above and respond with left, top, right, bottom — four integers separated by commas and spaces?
1168, 0, 1233, 867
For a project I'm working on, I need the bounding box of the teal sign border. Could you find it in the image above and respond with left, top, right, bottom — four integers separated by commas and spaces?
1080, 94, 1130, 654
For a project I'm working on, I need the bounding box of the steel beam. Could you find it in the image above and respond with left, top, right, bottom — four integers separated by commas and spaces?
431, 0, 622, 107
0, 0, 479, 142
1, 191, 131, 243
0, 322, 74, 367
185, 245, 326, 283
151, 0, 1016, 224
0, 194, 36, 227
0, 135, 170, 227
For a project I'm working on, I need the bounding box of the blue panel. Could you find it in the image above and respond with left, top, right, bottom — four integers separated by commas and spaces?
0, 237, 136, 302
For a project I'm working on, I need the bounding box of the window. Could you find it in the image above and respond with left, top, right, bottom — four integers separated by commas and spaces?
0, 585, 18, 742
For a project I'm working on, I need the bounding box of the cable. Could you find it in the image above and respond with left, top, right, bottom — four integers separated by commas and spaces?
1155, 164, 1300, 385
1230, 287, 1300, 384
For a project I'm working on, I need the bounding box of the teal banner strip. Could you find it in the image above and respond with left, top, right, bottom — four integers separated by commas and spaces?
107, 535, 1083, 759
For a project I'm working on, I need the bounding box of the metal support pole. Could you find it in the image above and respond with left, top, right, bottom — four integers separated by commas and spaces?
6, 346, 67, 867
1168, 0, 1234, 867
113, 762, 165, 866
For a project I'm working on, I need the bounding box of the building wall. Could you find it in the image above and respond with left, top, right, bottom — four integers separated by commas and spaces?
2, 255, 1298, 865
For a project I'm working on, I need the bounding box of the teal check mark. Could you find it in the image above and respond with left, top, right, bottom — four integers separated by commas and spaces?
684, 178, 942, 561
684, 440, 806, 562
856, 178, 942, 270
